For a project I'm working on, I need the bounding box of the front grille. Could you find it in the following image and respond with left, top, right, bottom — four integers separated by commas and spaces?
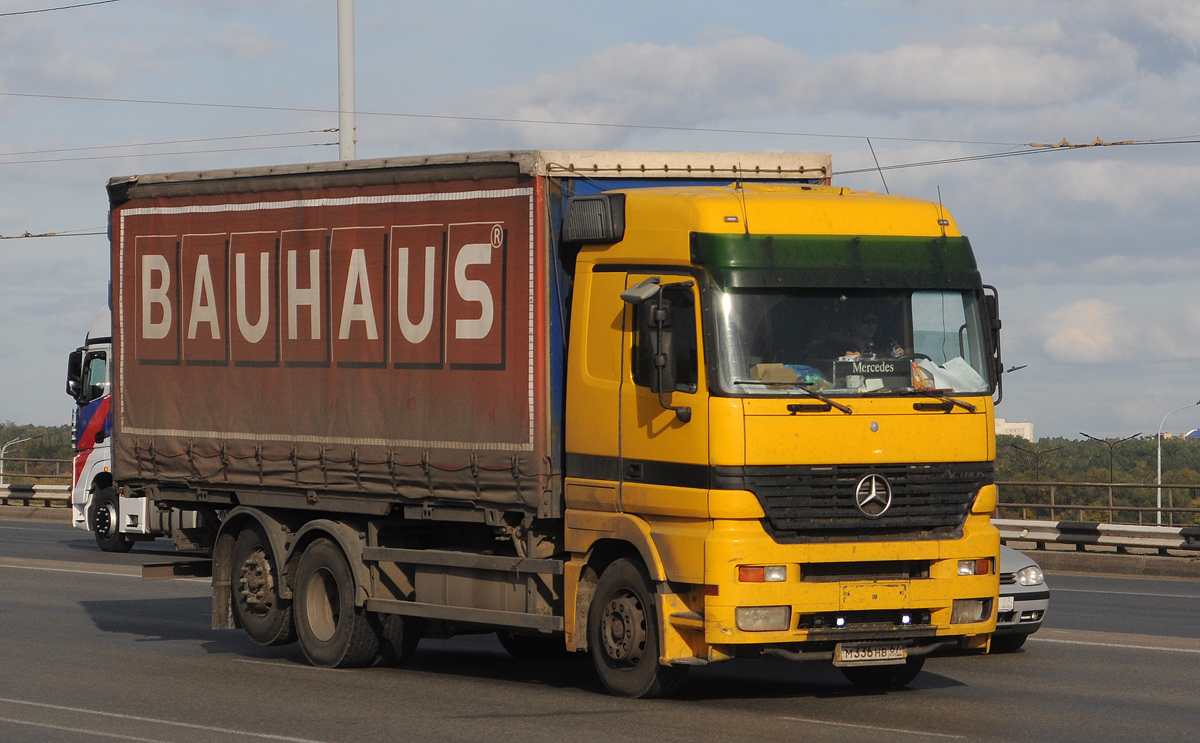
714, 462, 993, 543
1000, 572, 1016, 585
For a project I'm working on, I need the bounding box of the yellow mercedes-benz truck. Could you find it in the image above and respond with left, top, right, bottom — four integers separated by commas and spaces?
106, 150, 1001, 698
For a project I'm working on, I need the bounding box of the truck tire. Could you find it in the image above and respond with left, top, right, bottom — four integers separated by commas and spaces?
841, 656, 925, 689
232, 524, 296, 646
497, 630, 571, 660
587, 558, 687, 698
294, 538, 380, 668
374, 613, 422, 666
989, 634, 1028, 654
89, 488, 133, 553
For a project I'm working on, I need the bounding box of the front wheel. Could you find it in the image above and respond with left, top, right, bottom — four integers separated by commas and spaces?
587, 558, 687, 698
841, 656, 925, 689
89, 488, 133, 553
293, 538, 380, 668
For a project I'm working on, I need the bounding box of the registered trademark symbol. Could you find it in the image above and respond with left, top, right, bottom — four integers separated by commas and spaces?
490, 224, 503, 249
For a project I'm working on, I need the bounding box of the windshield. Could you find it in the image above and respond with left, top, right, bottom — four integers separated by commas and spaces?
713, 289, 991, 397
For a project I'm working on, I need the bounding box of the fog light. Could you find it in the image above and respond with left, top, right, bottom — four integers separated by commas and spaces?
951, 598, 992, 624
901, 614, 911, 625
835, 616, 846, 627
735, 606, 791, 632
764, 565, 787, 582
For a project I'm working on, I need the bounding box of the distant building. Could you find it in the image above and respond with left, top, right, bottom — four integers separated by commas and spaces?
996, 418, 1033, 441
1185, 429, 1200, 439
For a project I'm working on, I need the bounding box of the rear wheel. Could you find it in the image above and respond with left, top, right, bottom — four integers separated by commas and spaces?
990, 634, 1028, 654
232, 524, 296, 646
587, 558, 687, 698
294, 538, 380, 668
89, 488, 133, 553
841, 656, 925, 689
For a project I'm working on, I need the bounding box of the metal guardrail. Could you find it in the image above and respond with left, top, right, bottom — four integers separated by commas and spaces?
998, 480, 1200, 526
0, 484, 70, 507
995, 518, 1200, 555
0, 456, 72, 484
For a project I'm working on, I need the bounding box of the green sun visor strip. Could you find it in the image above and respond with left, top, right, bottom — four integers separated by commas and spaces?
690, 233, 982, 290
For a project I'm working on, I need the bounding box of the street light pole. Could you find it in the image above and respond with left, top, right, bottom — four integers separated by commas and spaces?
1079, 431, 1142, 484
0, 434, 42, 486
1157, 400, 1200, 525
1009, 443, 1063, 498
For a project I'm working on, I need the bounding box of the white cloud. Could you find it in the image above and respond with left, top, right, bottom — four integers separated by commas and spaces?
1038, 298, 1200, 363
1040, 299, 1130, 363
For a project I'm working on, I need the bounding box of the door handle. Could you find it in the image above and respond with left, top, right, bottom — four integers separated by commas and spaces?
624, 461, 643, 481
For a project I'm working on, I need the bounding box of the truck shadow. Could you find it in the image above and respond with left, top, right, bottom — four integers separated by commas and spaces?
78, 598, 967, 699
80, 596, 260, 656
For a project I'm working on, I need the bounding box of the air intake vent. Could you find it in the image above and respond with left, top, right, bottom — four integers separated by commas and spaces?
561, 193, 625, 244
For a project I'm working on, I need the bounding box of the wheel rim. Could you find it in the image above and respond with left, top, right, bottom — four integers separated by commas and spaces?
600, 589, 647, 667
304, 567, 340, 642
95, 502, 117, 538
236, 548, 275, 617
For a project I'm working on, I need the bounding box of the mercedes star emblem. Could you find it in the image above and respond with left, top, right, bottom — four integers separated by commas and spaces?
854, 474, 893, 518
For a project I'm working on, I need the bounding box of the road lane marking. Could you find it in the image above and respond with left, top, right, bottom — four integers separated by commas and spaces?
0, 564, 142, 578
233, 658, 348, 673
0, 715, 173, 743
1052, 588, 1200, 600
0, 525, 70, 532
778, 716, 963, 739
0, 697, 337, 743
1029, 638, 1200, 654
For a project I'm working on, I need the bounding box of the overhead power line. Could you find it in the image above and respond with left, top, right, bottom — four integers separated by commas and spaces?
0, 0, 121, 17
0, 91, 1026, 147
0, 140, 337, 167
1, 228, 104, 240
0, 128, 338, 159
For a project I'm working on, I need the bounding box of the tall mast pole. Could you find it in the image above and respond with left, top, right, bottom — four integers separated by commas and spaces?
337, 0, 356, 160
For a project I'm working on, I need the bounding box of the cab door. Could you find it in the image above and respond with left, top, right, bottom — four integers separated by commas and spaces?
618, 272, 710, 583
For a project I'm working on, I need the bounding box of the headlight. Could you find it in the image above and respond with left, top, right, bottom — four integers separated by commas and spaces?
1015, 565, 1044, 586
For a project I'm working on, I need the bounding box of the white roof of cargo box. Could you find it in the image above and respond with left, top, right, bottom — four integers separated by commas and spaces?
107, 150, 831, 192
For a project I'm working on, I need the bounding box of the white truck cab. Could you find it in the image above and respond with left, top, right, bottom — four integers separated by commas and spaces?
66, 307, 212, 552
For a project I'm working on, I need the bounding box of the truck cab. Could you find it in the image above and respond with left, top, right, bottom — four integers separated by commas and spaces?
560, 183, 1001, 692
66, 307, 123, 549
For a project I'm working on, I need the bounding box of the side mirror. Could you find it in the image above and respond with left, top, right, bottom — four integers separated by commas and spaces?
983, 285, 1004, 404
66, 349, 83, 400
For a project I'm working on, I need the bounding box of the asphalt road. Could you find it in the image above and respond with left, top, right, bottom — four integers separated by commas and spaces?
2, 518, 1199, 743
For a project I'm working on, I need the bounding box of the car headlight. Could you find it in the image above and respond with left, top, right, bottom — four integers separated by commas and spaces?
1015, 565, 1044, 586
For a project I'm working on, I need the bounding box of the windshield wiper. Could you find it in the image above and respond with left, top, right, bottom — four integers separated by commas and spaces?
860, 385, 977, 412
733, 380, 853, 414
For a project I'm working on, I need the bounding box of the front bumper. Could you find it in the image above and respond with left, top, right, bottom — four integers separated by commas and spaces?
701, 516, 1000, 651
995, 589, 1049, 636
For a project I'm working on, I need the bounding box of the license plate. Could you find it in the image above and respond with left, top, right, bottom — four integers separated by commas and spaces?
833, 642, 907, 667
999, 596, 1014, 612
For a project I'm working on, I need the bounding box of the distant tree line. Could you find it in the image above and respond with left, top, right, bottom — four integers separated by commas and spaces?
0, 423, 74, 484
996, 434, 1200, 485
996, 434, 1200, 525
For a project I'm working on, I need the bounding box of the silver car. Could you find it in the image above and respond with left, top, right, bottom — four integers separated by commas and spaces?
993, 544, 1049, 653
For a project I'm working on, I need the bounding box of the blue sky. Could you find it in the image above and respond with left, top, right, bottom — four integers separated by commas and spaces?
2, 0, 1200, 439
